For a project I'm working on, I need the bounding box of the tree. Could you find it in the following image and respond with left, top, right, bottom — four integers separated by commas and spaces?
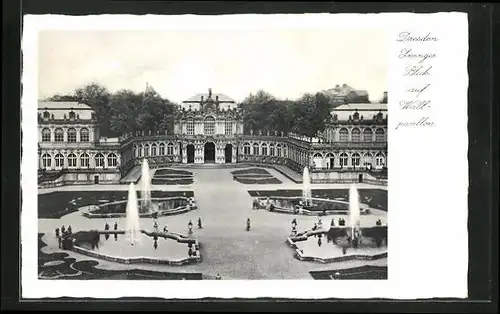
74, 83, 112, 136
109, 89, 142, 136
240, 90, 276, 133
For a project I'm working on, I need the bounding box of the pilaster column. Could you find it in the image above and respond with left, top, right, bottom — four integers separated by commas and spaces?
182, 143, 187, 164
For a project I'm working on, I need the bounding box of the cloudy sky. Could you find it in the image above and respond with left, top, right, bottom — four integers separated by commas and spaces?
38, 29, 387, 103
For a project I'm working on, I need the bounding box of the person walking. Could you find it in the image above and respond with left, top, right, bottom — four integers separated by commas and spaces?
188, 220, 193, 234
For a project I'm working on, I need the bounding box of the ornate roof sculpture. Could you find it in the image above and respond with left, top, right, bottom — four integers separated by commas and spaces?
175, 88, 241, 121
180, 88, 238, 111
328, 103, 387, 124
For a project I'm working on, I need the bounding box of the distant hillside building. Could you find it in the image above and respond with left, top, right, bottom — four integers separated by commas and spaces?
322, 84, 370, 105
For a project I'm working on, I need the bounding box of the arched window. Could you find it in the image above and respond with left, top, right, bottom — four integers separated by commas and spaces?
159, 143, 166, 155
54, 128, 64, 142
375, 128, 385, 142
107, 153, 118, 167
55, 153, 64, 168
375, 153, 385, 167
351, 153, 361, 167
339, 153, 348, 167
351, 128, 361, 142
151, 143, 157, 156
243, 143, 251, 155
42, 153, 51, 168
276, 144, 282, 157
67, 153, 77, 167
138, 145, 143, 157
363, 153, 373, 166
252, 143, 259, 155
133, 146, 138, 158
270, 143, 275, 156
339, 128, 349, 141
187, 118, 195, 135
67, 128, 77, 142
80, 153, 90, 167
363, 128, 373, 142
43, 111, 50, 119
95, 153, 105, 167
326, 153, 335, 169
313, 152, 323, 168
69, 111, 76, 120
144, 144, 150, 157
167, 143, 174, 155
261, 143, 268, 156
41, 128, 51, 142
225, 119, 232, 135
283, 145, 288, 158
80, 128, 89, 142
204, 116, 215, 135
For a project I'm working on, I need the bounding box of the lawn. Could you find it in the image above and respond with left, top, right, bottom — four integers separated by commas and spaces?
232, 168, 282, 185
234, 177, 282, 185
38, 191, 194, 219
248, 189, 388, 211
151, 178, 194, 185
309, 265, 388, 280
154, 169, 192, 176
232, 168, 272, 176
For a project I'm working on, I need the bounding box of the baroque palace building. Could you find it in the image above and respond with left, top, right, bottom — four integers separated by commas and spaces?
38, 88, 387, 187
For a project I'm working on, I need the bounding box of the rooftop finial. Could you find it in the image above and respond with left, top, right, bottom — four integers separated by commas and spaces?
208, 88, 212, 98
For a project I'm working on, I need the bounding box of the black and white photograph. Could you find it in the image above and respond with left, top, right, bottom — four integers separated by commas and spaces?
20, 12, 471, 300
35, 25, 388, 281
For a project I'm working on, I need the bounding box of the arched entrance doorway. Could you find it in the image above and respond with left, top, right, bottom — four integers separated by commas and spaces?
187, 144, 195, 163
204, 142, 215, 163
224, 144, 233, 163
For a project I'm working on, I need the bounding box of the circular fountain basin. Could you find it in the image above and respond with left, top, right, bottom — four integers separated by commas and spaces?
72, 231, 201, 266
288, 229, 387, 263
81, 197, 195, 219
254, 197, 370, 215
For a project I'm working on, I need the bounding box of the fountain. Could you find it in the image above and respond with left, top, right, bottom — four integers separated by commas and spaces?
140, 159, 152, 213
348, 184, 362, 246
302, 167, 312, 206
125, 183, 141, 246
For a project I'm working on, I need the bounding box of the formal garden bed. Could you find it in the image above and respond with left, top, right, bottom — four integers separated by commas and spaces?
151, 168, 194, 185
38, 191, 194, 219
232, 168, 282, 185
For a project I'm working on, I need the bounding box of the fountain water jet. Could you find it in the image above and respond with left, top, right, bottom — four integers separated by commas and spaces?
348, 184, 362, 245
302, 167, 312, 206
125, 183, 141, 246
140, 159, 152, 212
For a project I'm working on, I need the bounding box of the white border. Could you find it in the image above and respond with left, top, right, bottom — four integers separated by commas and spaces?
22, 13, 469, 299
